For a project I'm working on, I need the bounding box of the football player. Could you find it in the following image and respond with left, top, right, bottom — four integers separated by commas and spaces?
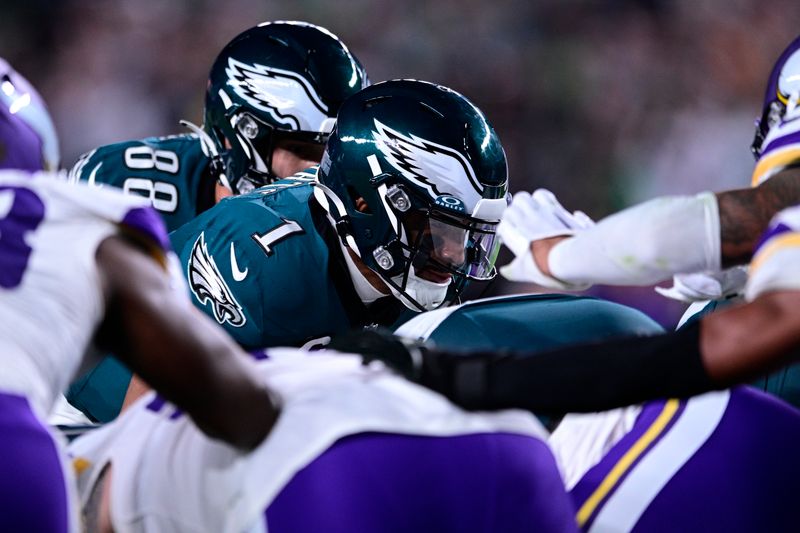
0, 60, 276, 531
67, 21, 369, 231
68, 79, 509, 424
170, 79, 509, 348
64, 20, 369, 422
341, 208, 800, 531
346, 203, 800, 418
70, 348, 577, 533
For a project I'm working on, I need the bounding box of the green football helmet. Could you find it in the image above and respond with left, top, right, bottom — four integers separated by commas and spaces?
204, 21, 369, 193
317, 79, 509, 311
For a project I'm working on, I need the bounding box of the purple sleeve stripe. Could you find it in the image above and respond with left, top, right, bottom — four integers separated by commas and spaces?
754, 222, 794, 254
121, 206, 172, 252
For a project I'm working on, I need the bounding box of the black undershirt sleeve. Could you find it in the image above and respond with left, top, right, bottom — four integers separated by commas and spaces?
424, 320, 717, 415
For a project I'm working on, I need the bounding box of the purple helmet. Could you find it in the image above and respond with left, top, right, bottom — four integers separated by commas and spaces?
751, 36, 800, 159
0, 58, 59, 171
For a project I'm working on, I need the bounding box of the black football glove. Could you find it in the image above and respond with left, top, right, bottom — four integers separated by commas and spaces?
327, 328, 428, 381
327, 329, 493, 409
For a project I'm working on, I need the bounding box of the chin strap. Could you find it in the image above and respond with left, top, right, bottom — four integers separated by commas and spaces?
179, 120, 232, 192
312, 182, 361, 255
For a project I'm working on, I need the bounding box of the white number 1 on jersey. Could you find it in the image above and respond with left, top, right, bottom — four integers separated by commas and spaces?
252, 219, 304, 255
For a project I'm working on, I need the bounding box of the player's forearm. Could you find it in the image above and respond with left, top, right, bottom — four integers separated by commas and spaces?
424, 321, 715, 415
121, 295, 277, 451
717, 168, 800, 268
97, 237, 277, 450
546, 192, 720, 286
424, 291, 800, 413
703, 292, 800, 384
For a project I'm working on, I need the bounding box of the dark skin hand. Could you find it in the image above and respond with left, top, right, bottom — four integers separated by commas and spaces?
92, 234, 278, 451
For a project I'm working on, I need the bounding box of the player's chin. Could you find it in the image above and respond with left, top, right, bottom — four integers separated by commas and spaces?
416, 269, 452, 284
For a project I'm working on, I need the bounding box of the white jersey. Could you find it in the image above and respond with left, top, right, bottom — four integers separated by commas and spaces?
0, 171, 157, 416
69, 349, 547, 533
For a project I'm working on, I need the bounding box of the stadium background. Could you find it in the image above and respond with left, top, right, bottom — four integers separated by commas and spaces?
4, 0, 800, 327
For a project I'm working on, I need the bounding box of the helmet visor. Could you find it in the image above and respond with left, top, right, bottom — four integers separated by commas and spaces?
405, 208, 500, 283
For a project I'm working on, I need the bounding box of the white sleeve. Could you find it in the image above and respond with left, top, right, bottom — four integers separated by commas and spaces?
548, 192, 721, 286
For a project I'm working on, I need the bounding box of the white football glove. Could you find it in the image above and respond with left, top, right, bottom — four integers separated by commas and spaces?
745, 205, 800, 300
655, 267, 748, 303
498, 189, 594, 290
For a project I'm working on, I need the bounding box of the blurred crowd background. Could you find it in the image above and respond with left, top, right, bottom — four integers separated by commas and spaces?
3, 0, 800, 327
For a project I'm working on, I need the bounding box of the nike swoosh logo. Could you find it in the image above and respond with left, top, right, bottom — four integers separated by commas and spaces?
230, 242, 248, 281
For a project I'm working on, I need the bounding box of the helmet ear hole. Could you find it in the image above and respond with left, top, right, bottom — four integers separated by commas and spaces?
348, 187, 371, 214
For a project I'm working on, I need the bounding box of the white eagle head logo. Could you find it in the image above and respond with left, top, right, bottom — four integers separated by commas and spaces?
224, 57, 332, 133
371, 119, 484, 212
188, 232, 246, 327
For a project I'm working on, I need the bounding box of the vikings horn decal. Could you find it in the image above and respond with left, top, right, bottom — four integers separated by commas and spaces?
225, 57, 329, 131
372, 118, 484, 211
188, 232, 246, 327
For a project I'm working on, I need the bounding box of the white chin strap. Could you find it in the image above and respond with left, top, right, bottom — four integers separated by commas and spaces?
390, 269, 451, 311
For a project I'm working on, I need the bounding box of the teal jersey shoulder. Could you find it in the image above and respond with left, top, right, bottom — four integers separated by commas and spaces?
681, 297, 800, 409
170, 176, 352, 349
68, 134, 213, 231
397, 293, 664, 351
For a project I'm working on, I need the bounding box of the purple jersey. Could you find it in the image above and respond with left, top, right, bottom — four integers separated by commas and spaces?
572, 387, 800, 532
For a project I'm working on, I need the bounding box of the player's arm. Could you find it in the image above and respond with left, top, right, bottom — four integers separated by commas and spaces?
717, 167, 800, 266
341, 290, 798, 414
501, 168, 800, 289
347, 206, 800, 414
93, 234, 278, 450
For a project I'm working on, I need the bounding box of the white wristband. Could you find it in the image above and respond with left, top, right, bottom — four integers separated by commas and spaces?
548, 192, 721, 286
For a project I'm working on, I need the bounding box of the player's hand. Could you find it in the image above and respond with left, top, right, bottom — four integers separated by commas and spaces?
745, 206, 800, 300
327, 328, 426, 381
655, 267, 748, 303
498, 189, 593, 290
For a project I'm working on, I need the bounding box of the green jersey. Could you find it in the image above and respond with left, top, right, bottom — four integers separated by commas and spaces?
68, 134, 216, 231
681, 298, 800, 408
65, 134, 217, 422
66, 172, 408, 422
395, 293, 663, 427
396, 293, 664, 351
170, 174, 408, 350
